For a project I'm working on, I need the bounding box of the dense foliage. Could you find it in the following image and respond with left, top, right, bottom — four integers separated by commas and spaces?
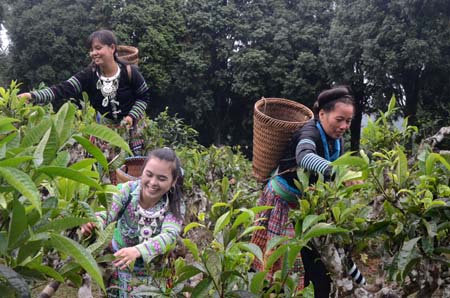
0, 84, 448, 297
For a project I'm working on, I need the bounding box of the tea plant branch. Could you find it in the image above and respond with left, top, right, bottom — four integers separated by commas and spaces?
423, 126, 450, 149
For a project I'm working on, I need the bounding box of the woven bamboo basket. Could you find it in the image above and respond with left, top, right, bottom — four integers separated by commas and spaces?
115, 156, 147, 184
117, 45, 139, 65
252, 97, 313, 182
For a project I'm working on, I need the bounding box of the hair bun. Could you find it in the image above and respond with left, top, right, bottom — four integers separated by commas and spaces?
317, 86, 352, 110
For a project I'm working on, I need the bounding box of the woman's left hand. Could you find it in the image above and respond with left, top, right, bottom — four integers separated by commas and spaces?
344, 179, 364, 186
121, 116, 133, 129
113, 247, 141, 270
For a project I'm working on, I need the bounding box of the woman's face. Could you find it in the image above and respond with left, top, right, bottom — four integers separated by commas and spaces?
89, 38, 115, 67
140, 157, 177, 204
319, 102, 354, 139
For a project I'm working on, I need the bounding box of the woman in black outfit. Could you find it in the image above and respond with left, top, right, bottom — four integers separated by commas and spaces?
251, 86, 364, 297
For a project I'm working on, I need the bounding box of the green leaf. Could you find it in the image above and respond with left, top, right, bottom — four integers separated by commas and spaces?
49, 233, 104, 291
211, 202, 230, 214
265, 244, 288, 269
0, 167, 41, 214
73, 135, 108, 171
238, 226, 265, 239
82, 123, 131, 155
21, 118, 52, 147
0, 265, 31, 298
0, 117, 19, 134
425, 153, 450, 175
301, 214, 326, 234
249, 206, 273, 214
250, 270, 268, 294
214, 210, 231, 236
26, 263, 64, 282
32, 127, 51, 167
54, 102, 75, 145
0, 156, 33, 167
395, 146, 408, 187
8, 199, 27, 249
35, 217, 91, 234
238, 243, 263, 263
37, 166, 102, 190
302, 223, 347, 242
183, 222, 205, 235
221, 176, 229, 196
183, 238, 200, 262
266, 236, 289, 252
231, 209, 252, 231
332, 152, 368, 169
191, 278, 212, 298
388, 95, 396, 113
204, 249, 221, 284
332, 207, 341, 222
397, 237, 420, 281
176, 265, 203, 283
87, 222, 116, 257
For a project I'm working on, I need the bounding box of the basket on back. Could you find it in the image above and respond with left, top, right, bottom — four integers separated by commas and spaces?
252, 97, 313, 182
115, 156, 147, 184
117, 45, 139, 65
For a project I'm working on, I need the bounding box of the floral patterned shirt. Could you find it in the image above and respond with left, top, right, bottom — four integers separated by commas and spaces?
96, 180, 182, 263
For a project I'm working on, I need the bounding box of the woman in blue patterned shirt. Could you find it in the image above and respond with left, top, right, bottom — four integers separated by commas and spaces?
81, 147, 183, 297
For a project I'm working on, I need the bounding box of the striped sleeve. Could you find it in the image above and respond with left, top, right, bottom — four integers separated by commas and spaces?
30, 70, 87, 105
135, 212, 182, 263
296, 137, 333, 178
128, 65, 150, 121
30, 87, 56, 105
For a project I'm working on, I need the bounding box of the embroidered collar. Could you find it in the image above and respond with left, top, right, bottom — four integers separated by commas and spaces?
316, 121, 340, 162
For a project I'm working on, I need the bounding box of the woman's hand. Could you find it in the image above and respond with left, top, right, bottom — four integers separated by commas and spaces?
113, 247, 141, 270
121, 116, 133, 129
344, 179, 364, 186
80, 222, 97, 236
17, 92, 32, 103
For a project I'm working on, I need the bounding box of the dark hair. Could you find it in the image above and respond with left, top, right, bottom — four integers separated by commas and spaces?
86, 29, 127, 64
144, 147, 183, 220
312, 86, 355, 116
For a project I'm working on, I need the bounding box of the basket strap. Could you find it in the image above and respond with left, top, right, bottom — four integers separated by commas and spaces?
261, 166, 297, 183
117, 193, 133, 220
126, 64, 132, 83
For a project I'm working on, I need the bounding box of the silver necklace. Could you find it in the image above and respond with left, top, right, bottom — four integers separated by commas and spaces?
96, 65, 120, 107
136, 195, 169, 242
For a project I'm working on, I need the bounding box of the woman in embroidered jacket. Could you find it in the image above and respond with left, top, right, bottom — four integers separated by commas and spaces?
251, 86, 363, 297
18, 29, 150, 130
81, 147, 183, 297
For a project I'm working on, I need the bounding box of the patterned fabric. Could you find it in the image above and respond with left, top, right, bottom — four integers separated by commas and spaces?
95, 180, 182, 297
30, 62, 150, 122
278, 119, 344, 185
250, 182, 304, 290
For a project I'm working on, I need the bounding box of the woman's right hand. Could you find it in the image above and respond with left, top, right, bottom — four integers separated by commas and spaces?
17, 92, 32, 102
80, 222, 97, 236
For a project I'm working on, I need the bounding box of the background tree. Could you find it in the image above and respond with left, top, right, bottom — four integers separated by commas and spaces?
228, 0, 333, 147
108, 0, 186, 115
322, 0, 450, 150
4, 0, 106, 90
168, 0, 240, 145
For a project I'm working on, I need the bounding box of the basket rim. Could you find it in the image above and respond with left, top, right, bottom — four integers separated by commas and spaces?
115, 156, 147, 179
254, 97, 313, 126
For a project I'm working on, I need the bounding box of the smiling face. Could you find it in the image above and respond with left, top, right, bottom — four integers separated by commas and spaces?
89, 38, 115, 68
319, 102, 354, 139
140, 157, 177, 207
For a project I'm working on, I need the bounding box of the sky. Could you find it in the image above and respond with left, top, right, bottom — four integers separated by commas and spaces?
0, 24, 10, 52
